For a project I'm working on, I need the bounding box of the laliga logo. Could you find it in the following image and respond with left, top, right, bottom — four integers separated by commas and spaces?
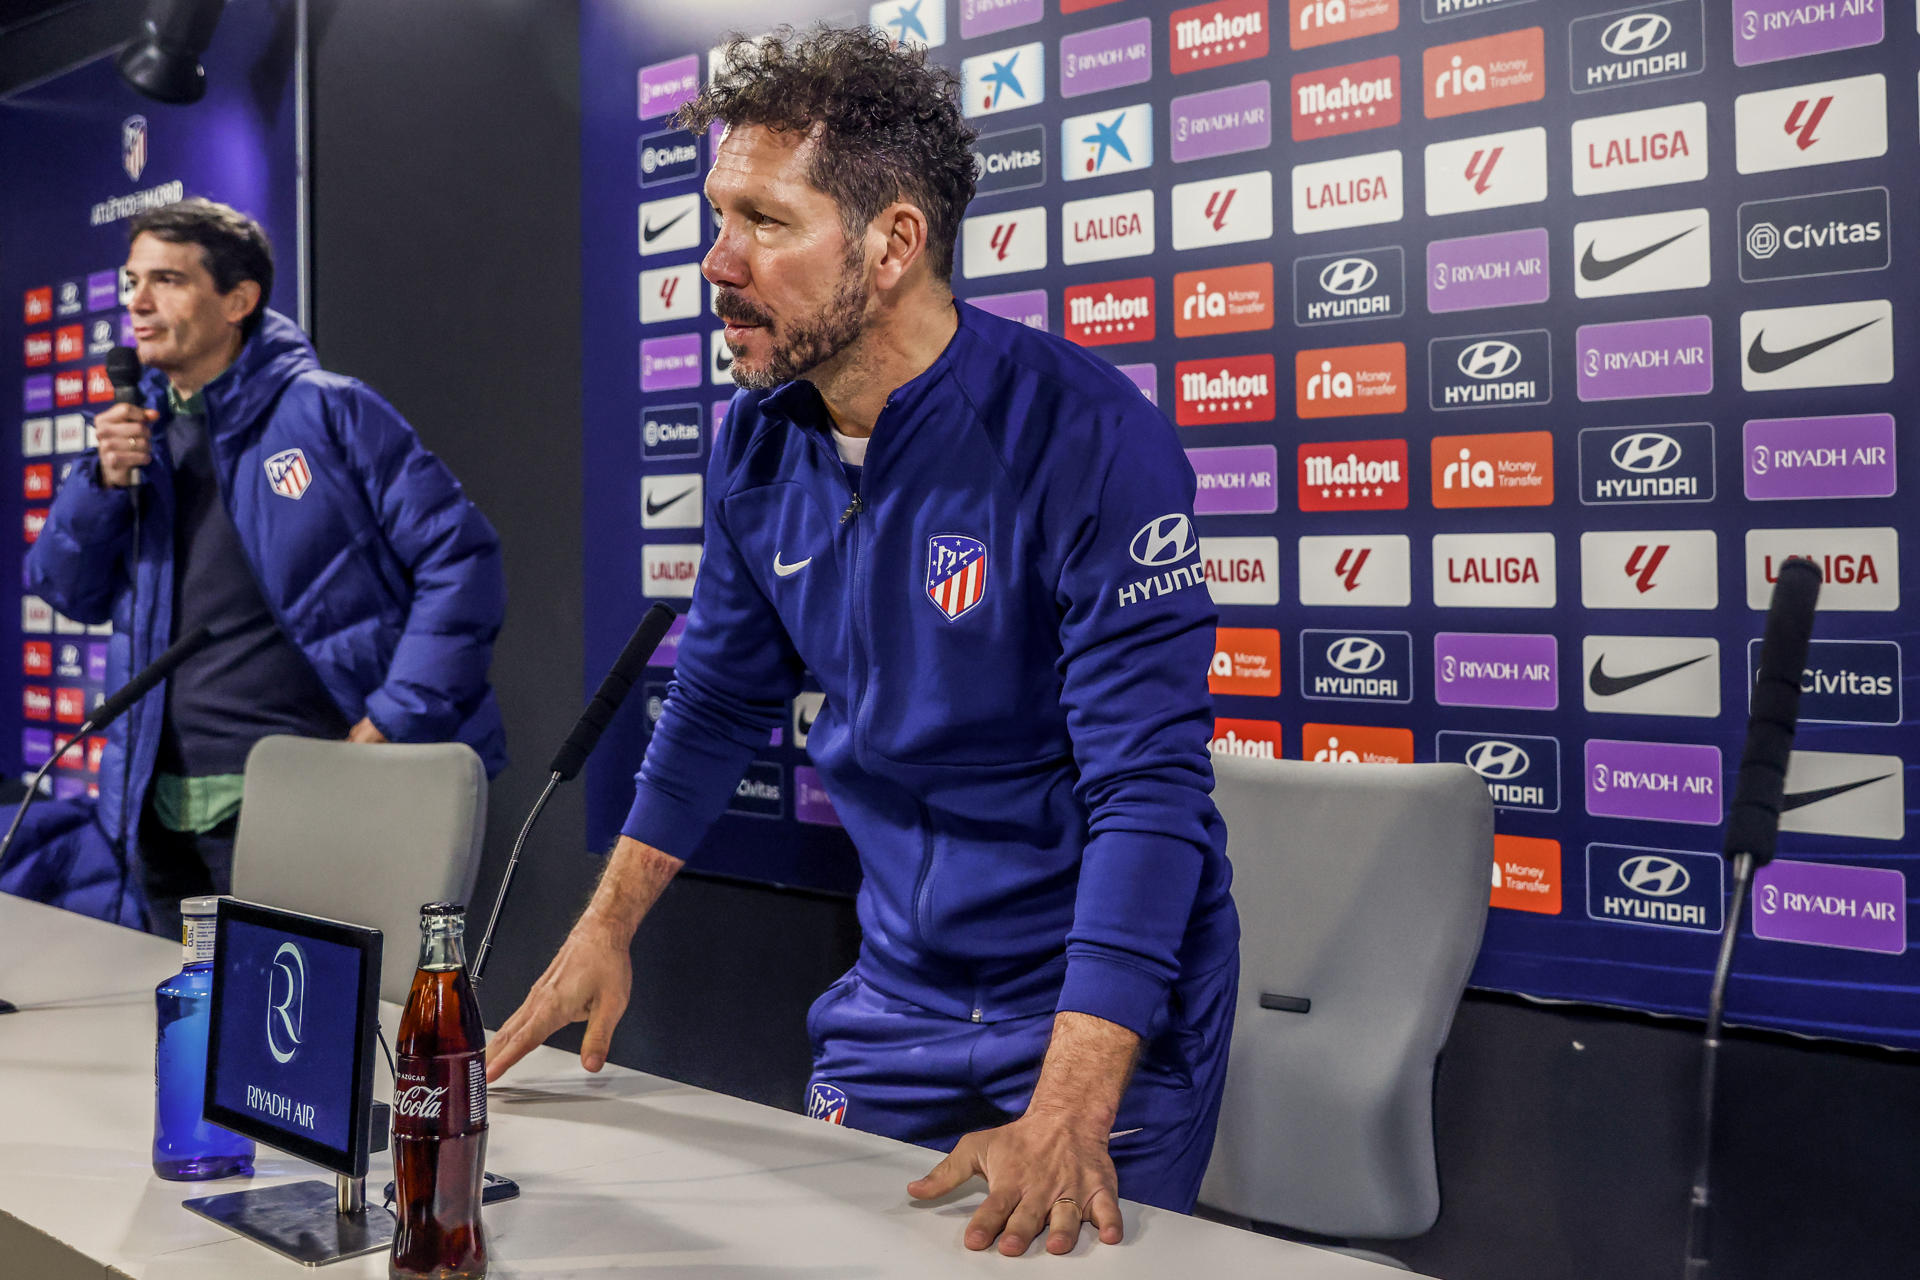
1458, 340, 1521, 381
1129, 513, 1195, 566
1601, 13, 1671, 57
1619, 854, 1689, 898
1611, 432, 1681, 474
1465, 740, 1529, 780
1745, 222, 1781, 260
1319, 257, 1377, 297
266, 941, 306, 1065
1327, 636, 1385, 675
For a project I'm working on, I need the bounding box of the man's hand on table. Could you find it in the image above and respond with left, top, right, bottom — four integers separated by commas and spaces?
484, 911, 633, 1080
909, 1107, 1124, 1256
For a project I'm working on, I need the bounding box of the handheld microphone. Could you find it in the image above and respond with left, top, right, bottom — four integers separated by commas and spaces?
473, 604, 678, 979
104, 347, 146, 486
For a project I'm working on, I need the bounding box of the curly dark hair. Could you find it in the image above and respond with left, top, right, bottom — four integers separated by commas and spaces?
677, 26, 977, 284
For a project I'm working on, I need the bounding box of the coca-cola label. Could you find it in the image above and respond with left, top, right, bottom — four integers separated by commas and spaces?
395, 1051, 488, 1139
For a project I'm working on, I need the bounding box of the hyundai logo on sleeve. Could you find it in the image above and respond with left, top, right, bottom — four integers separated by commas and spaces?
1130, 514, 1197, 566
1438, 730, 1560, 812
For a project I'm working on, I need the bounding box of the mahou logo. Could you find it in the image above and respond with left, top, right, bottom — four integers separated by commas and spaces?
1290, 0, 1399, 51
1176, 354, 1276, 425
1211, 717, 1282, 759
1292, 55, 1400, 141
1173, 263, 1274, 337
1297, 437, 1409, 511
1172, 0, 1270, 73
1295, 342, 1407, 419
1065, 277, 1156, 346
1423, 27, 1545, 119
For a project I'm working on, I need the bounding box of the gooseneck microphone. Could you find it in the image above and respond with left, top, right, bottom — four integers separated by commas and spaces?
473, 604, 678, 980
104, 346, 147, 486
1683, 557, 1821, 1280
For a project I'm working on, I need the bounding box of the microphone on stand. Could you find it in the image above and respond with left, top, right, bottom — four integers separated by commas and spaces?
1682, 557, 1822, 1280
104, 347, 148, 486
472, 604, 678, 981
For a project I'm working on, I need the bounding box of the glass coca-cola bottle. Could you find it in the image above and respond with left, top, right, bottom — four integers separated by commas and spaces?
390, 902, 488, 1279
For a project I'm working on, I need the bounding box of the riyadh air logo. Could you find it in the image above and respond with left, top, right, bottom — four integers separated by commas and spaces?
1328, 636, 1384, 674
1062, 105, 1154, 181
1467, 739, 1527, 779
1322, 257, 1377, 296
872, 0, 946, 48
1735, 75, 1886, 175
1130, 514, 1197, 566
962, 44, 1044, 118
267, 941, 306, 1064
264, 449, 312, 500
122, 115, 148, 182
1459, 340, 1520, 380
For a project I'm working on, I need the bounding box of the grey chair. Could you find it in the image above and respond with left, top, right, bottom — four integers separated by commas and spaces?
1200, 755, 1494, 1250
229, 736, 488, 1004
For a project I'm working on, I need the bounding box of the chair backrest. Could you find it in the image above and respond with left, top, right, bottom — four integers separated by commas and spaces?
229, 736, 488, 1004
1199, 755, 1493, 1239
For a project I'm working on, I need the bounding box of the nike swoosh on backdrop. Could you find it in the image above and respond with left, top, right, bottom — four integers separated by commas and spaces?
642, 207, 693, 242
1588, 652, 1710, 697
1746, 319, 1880, 374
1781, 774, 1894, 812
774, 555, 812, 578
644, 485, 697, 516
716, 348, 735, 370
1579, 225, 1699, 281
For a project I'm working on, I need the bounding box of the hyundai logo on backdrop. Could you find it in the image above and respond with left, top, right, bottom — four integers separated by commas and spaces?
1571, 1, 1703, 93
1438, 730, 1560, 812
1578, 423, 1715, 504
1299, 629, 1412, 703
1587, 845, 1723, 933
1294, 246, 1404, 326
1429, 329, 1551, 410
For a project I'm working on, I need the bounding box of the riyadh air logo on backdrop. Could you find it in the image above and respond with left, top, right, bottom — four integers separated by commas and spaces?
1065, 278, 1155, 346
1297, 438, 1409, 512
1292, 55, 1400, 141
971, 289, 1049, 331
1583, 635, 1721, 718
1571, 1, 1703, 94
1291, 149, 1403, 234
1303, 723, 1415, 764
1735, 74, 1886, 173
961, 206, 1047, 279
1571, 101, 1707, 195
642, 404, 703, 462
962, 0, 1044, 39
1189, 444, 1280, 515
1200, 536, 1281, 606
1779, 750, 1905, 841
641, 334, 702, 392
638, 55, 698, 120
1295, 343, 1406, 419
1295, 246, 1404, 326
1171, 80, 1272, 163
1429, 330, 1550, 411
1740, 299, 1891, 392
1060, 18, 1153, 97
1437, 730, 1560, 812
1423, 27, 1545, 119
872, 0, 946, 48
1744, 414, 1895, 502
1210, 628, 1281, 696
1175, 354, 1276, 425
1424, 127, 1547, 216
1174, 263, 1274, 337
1212, 719, 1282, 760
1298, 534, 1411, 606
1759, 639, 1901, 727
638, 193, 701, 257
1432, 532, 1556, 609
1587, 845, 1723, 933
640, 474, 703, 531
1738, 187, 1888, 284
971, 125, 1047, 196
1574, 208, 1710, 299
1290, 0, 1398, 49
1754, 859, 1906, 957
643, 544, 702, 598
1300, 629, 1413, 703
1577, 316, 1713, 401
1173, 0, 1269, 73
1434, 632, 1558, 710
1062, 188, 1154, 265
640, 263, 701, 325
1172, 170, 1275, 251
1745, 527, 1898, 612
1579, 529, 1718, 609
1735, 0, 1883, 66
1427, 228, 1550, 313
1585, 739, 1721, 824
1061, 105, 1153, 182
1431, 431, 1553, 508
638, 128, 700, 186
961, 44, 1045, 119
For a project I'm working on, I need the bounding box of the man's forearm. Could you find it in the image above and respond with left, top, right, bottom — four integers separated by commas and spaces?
1025, 1011, 1142, 1137
580, 834, 685, 938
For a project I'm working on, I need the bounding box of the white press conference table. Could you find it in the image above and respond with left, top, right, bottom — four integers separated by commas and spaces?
0, 893, 1431, 1278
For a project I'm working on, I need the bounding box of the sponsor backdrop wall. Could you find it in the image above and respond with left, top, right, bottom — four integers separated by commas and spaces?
583, 0, 1919, 1048
0, 2, 304, 801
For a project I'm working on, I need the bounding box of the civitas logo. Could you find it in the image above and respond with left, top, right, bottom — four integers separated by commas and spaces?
1737, 187, 1889, 284
266, 941, 306, 1064
638, 128, 700, 186
971, 125, 1047, 195
1735, 0, 1885, 69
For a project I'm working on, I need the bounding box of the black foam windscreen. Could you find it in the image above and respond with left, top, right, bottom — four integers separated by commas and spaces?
1722, 557, 1822, 865
547, 603, 678, 781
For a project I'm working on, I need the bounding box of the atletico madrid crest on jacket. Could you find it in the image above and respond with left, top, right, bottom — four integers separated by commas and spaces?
264, 447, 312, 500
925, 534, 987, 621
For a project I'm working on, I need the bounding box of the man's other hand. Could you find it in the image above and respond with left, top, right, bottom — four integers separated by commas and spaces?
346, 717, 387, 744
93, 404, 158, 487
484, 912, 633, 1081
908, 1110, 1124, 1256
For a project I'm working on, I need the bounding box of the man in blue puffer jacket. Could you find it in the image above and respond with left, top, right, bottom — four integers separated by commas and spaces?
11, 198, 506, 937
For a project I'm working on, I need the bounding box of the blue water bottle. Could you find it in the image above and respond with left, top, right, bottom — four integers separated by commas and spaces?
152, 894, 255, 1180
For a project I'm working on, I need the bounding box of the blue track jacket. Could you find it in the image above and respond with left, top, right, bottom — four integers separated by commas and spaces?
626, 302, 1237, 1040
6, 310, 506, 926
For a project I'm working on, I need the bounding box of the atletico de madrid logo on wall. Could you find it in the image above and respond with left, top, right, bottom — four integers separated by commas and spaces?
122, 115, 147, 182
925, 534, 987, 622
805, 1082, 849, 1125
264, 448, 312, 500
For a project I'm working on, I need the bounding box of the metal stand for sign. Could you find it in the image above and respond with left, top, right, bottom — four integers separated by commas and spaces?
183, 1174, 393, 1267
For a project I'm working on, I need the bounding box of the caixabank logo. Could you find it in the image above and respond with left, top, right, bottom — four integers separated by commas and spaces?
1176, 354, 1276, 424
1065, 277, 1156, 346
961, 43, 1046, 119
1298, 534, 1412, 606
1290, 0, 1398, 50
1430, 431, 1553, 508
1587, 844, 1723, 933
1579, 529, 1718, 610
1172, 0, 1270, 74
1212, 718, 1282, 759
1737, 187, 1888, 283
1292, 54, 1400, 141
1297, 437, 1409, 511
1295, 342, 1406, 418
1759, 638, 1901, 726
1174, 263, 1274, 337
1735, 73, 1886, 174
1578, 423, 1714, 504
1427, 229, 1550, 314
1299, 628, 1413, 703
1423, 27, 1545, 119
1582, 634, 1721, 718
1569, 1, 1704, 94
1574, 208, 1710, 299
1437, 730, 1560, 812
1061, 104, 1154, 182
1429, 330, 1550, 410
1779, 750, 1905, 841
1571, 100, 1707, 196
1295, 246, 1405, 326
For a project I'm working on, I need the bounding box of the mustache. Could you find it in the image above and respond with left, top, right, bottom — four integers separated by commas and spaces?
714, 290, 773, 327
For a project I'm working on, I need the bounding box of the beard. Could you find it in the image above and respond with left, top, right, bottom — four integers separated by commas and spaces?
715, 244, 870, 391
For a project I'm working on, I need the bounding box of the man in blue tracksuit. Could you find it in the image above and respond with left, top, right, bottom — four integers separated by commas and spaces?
488, 29, 1238, 1256
12, 199, 506, 936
